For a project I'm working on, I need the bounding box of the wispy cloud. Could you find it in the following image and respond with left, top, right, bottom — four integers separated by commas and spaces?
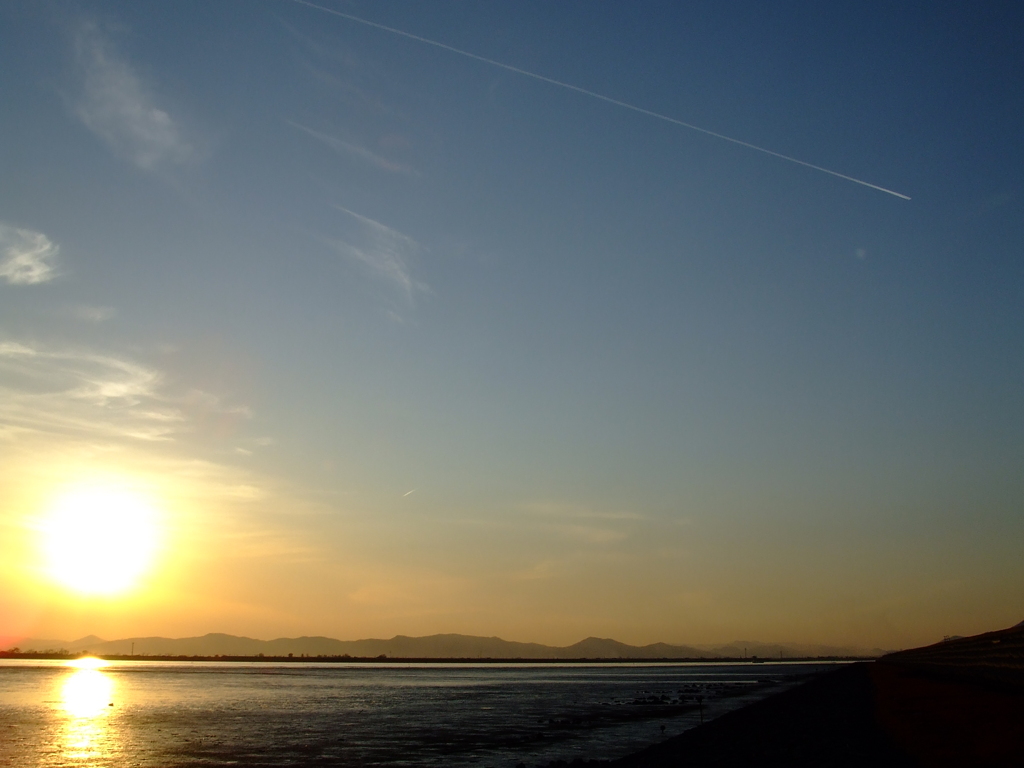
517, 501, 641, 547
522, 501, 647, 523
68, 305, 116, 322
288, 120, 418, 176
290, 0, 911, 200
328, 206, 427, 300
282, 20, 408, 121
0, 225, 59, 285
75, 23, 192, 170
0, 341, 247, 442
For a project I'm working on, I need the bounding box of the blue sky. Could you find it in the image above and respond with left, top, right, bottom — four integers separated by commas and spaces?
1, 0, 1022, 648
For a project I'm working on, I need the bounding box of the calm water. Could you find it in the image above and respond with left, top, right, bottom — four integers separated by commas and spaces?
0, 659, 836, 767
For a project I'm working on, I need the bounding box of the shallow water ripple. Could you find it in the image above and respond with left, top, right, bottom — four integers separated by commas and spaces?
0, 660, 835, 767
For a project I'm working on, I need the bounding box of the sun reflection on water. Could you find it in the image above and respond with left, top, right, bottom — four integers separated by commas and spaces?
59, 661, 119, 762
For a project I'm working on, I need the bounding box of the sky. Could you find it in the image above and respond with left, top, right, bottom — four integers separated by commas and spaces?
1, 0, 1022, 651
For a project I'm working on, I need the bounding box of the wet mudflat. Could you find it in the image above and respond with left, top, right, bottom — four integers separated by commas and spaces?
0, 660, 832, 767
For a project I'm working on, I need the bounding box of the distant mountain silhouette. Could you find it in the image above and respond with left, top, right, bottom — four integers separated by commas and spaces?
6, 632, 884, 659
10, 632, 711, 658
70, 634, 106, 647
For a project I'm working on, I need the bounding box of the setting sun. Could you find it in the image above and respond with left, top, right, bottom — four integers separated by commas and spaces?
40, 485, 161, 596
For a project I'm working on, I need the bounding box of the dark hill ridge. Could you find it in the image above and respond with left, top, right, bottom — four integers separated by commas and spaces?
7, 632, 712, 658
4, 632, 883, 659
879, 620, 1024, 692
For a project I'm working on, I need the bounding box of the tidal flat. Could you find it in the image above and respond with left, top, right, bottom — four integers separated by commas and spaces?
0, 659, 832, 767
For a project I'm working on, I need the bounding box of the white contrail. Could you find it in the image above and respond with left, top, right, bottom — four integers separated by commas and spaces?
288, 0, 910, 200
403, 489, 416, 497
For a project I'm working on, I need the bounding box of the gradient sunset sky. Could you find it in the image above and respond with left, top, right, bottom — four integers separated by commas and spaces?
1, 0, 1022, 650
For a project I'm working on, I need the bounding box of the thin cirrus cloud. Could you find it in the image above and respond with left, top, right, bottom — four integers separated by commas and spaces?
68, 305, 117, 323
74, 23, 192, 171
0, 341, 248, 443
288, 120, 418, 177
0, 225, 59, 285
327, 206, 427, 301
521, 501, 637, 546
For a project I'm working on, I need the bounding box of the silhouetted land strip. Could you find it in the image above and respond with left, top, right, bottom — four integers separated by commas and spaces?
3, 632, 887, 659
0, 652, 869, 663
559, 623, 1024, 768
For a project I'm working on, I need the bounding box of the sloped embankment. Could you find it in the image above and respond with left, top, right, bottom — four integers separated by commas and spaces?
608, 623, 1024, 767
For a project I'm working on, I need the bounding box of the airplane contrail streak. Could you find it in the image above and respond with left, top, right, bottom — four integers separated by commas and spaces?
288, 0, 910, 200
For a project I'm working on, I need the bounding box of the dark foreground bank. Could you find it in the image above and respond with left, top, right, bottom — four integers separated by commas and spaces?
565, 623, 1024, 768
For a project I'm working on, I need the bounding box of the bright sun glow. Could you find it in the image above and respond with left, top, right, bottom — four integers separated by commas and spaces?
41, 485, 161, 596
61, 667, 114, 718
67, 657, 110, 670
